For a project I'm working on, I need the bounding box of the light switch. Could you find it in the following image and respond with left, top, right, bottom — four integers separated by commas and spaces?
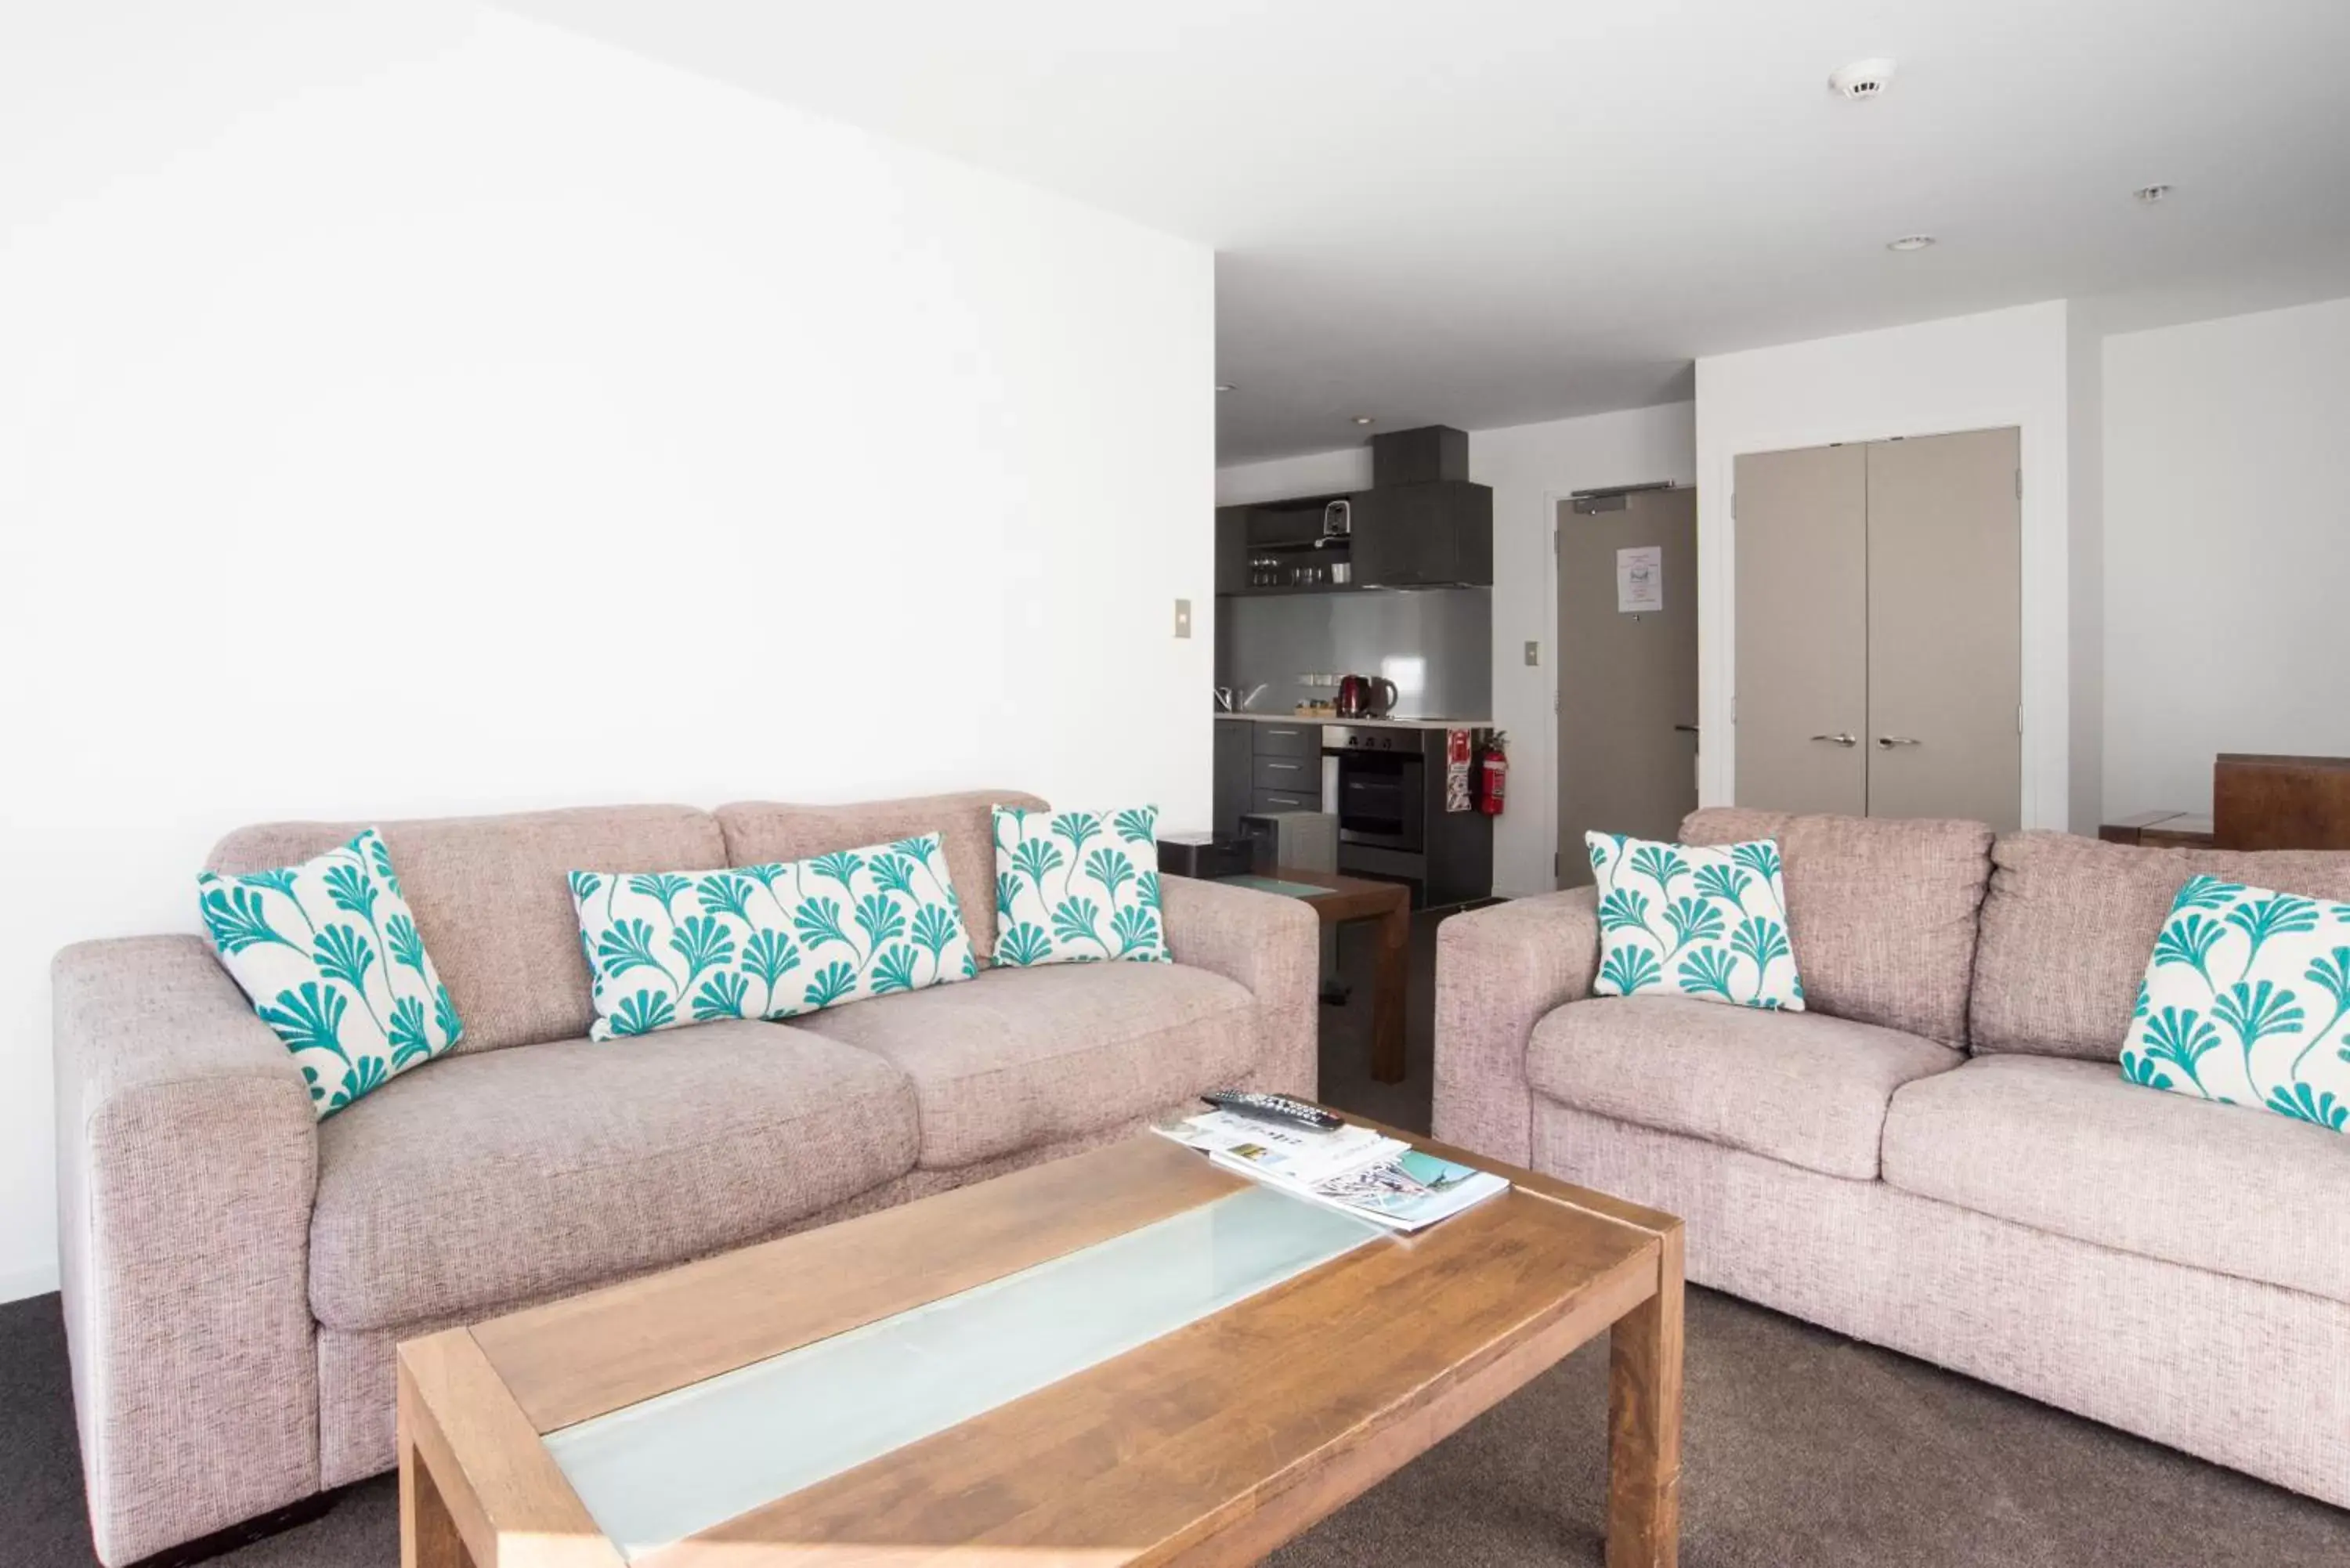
1173, 598, 1192, 638
1524, 640, 1541, 667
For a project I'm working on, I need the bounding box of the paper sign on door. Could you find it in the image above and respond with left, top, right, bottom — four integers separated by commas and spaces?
1616, 545, 1663, 613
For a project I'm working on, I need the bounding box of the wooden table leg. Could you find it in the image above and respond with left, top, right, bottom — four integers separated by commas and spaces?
1369, 900, 1408, 1083
401, 1394, 473, 1568
1605, 1227, 1684, 1568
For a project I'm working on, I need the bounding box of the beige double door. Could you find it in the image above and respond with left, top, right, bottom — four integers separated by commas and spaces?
1733, 428, 2021, 830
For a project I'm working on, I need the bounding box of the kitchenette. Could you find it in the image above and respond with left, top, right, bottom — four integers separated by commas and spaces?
1211, 426, 1496, 909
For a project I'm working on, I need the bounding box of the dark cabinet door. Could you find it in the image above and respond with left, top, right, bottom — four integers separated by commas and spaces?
1349, 482, 1492, 587
1345, 490, 1411, 585
1214, 506, 1250, 595
1213, 720, 1252, 840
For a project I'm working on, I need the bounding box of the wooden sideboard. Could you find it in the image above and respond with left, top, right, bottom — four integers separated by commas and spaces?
2099, 756, 2350, 853
2214, 753, 2350, 851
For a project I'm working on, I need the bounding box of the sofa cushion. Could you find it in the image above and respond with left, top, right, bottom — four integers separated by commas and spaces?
790, 961, 1256, 1169
992, 804, 1171, 966
1882, 1053, 2350, 1304
197, 827, 464, 1116
1972, 832, 2350, 1060
1586, 832, 1803, 1011
567, 833, 977, 1041
1680, 808, 1991, 1046
307, 1021, 917, 1331
1524, 995, 1961, 1180
2124, 875, 2350, 1129
717, 791, 1044, 972
210, 805, 726, 1054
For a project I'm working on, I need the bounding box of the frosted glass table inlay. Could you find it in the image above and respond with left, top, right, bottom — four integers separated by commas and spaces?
396, 1125, 1683, 1568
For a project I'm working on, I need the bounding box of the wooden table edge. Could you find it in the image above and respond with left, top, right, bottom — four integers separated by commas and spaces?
1137, 1241, 1665, 1567
400, 1113, 1684, 1568
400, 1328, 623, 1568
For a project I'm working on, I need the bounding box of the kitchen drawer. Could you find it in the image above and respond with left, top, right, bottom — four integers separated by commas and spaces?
1252, 754, 1318, 792
1251, 722, 1321, 759
1253, 789, 1318, 815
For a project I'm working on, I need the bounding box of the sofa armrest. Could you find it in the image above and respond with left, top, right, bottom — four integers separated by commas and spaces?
1432, 888, 1600, 1166
54, 935, 320, 1565
1159, 876, 1321, 1100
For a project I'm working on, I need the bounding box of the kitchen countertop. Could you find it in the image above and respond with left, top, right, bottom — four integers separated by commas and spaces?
1213, 711, 1493, 732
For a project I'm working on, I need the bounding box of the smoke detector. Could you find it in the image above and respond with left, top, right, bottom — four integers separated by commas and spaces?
2135, 184, 2173, 204
1885, 234, 1936, 252
1828, 59, 1897, 100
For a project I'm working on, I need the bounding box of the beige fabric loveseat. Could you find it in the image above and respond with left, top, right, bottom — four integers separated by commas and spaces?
52, 789, 1318, 1566
1435, 807, 2350, 1508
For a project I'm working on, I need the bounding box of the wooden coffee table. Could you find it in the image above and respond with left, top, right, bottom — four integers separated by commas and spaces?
399, 1122, 1684, 1567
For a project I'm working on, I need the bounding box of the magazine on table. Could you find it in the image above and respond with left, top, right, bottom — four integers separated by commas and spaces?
1153, 1109, 1509, 1232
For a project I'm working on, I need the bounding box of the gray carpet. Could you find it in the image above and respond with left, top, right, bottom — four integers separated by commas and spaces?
9, 1285, 2349, 1568
8, 910, 2346, 1566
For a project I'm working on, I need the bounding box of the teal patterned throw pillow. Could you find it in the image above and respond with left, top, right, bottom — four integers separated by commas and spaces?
992, 805, 1169, 966
569, 833, 975, 1040
2124, 875, 2350, 1132
197, 829, 464, 1118
1586, 832, 1804, 1012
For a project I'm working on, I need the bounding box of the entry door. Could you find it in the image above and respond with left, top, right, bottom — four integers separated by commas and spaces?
1732, 444, 1868, 815
1866, 428, 2023, 829
1555, 487, 1698, 887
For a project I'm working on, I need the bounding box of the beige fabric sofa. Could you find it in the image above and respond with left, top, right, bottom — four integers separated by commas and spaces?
1435, 807, 2350, 1508
52, 789, 1318, 1566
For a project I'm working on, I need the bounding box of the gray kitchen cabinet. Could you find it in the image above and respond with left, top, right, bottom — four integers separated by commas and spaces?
1249, 721, 1320, 757
1212, 719, 1251, 841
1251, 753, 1318, 792
1214, 506, 1251, 596
1348, 481, 1493, 587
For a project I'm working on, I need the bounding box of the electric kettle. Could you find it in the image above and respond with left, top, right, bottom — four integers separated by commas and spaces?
1334, 674, 1398, 719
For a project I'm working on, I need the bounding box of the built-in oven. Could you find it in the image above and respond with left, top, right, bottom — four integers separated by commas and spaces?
1323, 725, 1425, 854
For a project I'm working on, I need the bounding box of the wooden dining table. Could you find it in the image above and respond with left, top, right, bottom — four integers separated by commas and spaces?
1217, 867, 1412, 1084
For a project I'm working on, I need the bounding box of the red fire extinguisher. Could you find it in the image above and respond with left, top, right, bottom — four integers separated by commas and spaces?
1478, 730, 1508, 816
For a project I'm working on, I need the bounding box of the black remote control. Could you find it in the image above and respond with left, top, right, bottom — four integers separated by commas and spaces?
1202, 1090, 1343, 1132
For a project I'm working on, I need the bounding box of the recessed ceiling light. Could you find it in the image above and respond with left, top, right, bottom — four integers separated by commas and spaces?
1215, 382, 1235, 393
1828, 58, 1896, 100
2134, 184, 2173, 204
1885, 234, 1936, 252
1352, 415, 1376, 426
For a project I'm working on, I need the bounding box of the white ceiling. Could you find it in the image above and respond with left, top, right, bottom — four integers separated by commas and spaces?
511, 0, 2350, 462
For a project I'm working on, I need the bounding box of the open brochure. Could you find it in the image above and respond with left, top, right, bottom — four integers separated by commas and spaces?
1154, 1109, 1509, 1233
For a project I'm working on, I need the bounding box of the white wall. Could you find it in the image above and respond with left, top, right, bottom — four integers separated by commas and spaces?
1217, 403, 1697, 894
0, 5, 1213, 1301
1694, 301, 2077, 829
2102, 295, 2350, 815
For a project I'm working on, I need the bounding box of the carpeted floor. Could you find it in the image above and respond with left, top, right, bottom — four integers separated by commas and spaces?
9, 1284, 2349, 1568
9, 910, 2347, 1566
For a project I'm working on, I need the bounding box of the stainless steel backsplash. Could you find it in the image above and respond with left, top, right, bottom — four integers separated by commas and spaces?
1216, 588, 1493, 718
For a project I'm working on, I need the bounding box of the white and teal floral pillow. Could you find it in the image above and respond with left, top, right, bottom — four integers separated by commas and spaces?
1586, 832, 1804, 1012
992, 805, 1168, 966
2123, 875, 2350, 1132
569, 833, 974, 1040
197, 828, 464, 1118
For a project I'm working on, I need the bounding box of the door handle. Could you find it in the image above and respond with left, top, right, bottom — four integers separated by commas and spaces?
1876, 735, 1922, 749
1810, 732, 1857, 747
1673, 724, 1701, 734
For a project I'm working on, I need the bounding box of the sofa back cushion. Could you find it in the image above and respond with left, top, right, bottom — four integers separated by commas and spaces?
1972, 832, 2350, 1060
716, 790, 1044, 964
208, 805, 725, 1053
1679, 807, 1993, 1046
